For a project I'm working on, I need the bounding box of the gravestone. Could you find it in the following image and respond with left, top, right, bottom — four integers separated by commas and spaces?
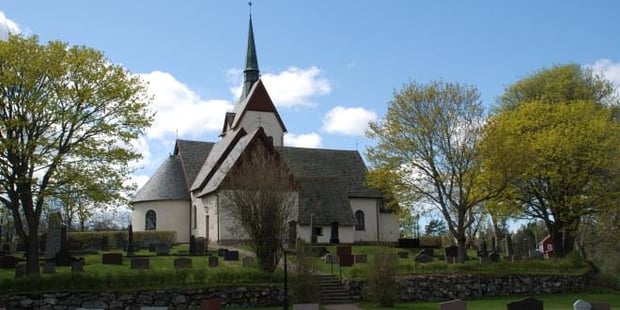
189, 235, 197, 255
398, 251, 409, 259
421, 248, 434, 256
398, 238, 420, 248
224, 250, 239, 261
1, 244, 9, 254
0, 255, 20, 269
127, 225, 135, 256
489, 252, 500, 263
45, 213, 63, 259
314, 246, 328, 257
217, 248, 228, 257
54, 226, 73, 267
479, 256, 491, 265
478, 239, 488, 257
16, 243, 26, 252
293, 304, 319, 310
339, 254, 354, 267
242, 256, 255, 267
591, 302, 611, 310
42, 261, 56, 274
354, 254, 367, 263
174, 258, 192, 268
130, 258, 150, 269
71, 261, 84, 272
156, 243, 170, 256
148, 244, 157, 252
102, 253, 123, 265
506, 297, 543, 310
196, 237, 206, 255
439, 299, 467, 310
14, 263, 26, 278
491, 236, 497, 252
201, 298, 222, 310
573, 299, 591, 310
324, 254, 338, 264
445, 245, 458, 263
415, 251, 433, 263
208, 256, 219, 267
505, 234, 514, 257
336, 245, 351, 257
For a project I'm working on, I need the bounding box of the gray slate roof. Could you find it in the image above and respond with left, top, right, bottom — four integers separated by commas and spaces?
190, 128, 245, 192
131, 155, 189, 203
297, 177, 355, 226
175, 139, 214, 187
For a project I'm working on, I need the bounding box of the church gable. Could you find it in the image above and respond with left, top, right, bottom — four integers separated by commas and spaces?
231, 80, 287, 133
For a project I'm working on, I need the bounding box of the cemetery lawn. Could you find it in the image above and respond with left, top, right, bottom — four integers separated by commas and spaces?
359, 290, 620, 309
312, 245, 589, 279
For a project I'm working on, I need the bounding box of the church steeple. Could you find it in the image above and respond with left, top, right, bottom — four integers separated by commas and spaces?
241, 15, 259, 100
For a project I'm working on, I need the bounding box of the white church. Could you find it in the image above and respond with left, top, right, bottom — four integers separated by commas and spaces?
130, 16, 399, 245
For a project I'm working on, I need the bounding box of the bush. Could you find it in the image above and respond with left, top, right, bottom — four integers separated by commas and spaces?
365, 246, 398, 307
291, 241, 319, 303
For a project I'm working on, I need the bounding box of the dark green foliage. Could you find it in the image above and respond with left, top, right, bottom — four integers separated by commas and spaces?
290, 241, 319, 303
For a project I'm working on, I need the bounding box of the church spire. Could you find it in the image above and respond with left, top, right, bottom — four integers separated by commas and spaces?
241, 14, 259, 100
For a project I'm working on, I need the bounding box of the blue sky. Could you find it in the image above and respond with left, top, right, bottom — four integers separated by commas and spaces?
2, 1, 620, 193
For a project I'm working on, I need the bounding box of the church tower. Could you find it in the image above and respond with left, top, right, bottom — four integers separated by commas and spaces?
220, 14, 287, 146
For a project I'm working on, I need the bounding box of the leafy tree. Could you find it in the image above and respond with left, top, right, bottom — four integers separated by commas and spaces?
366, 246, 398, 307
482, 100, 620, 257
424, 219, 447, 236
0, 36, 152, 274
367, 80, 504, 263
221, 133, 296, 273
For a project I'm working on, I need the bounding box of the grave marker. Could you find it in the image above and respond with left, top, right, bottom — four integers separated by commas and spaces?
45, 213, 63, 259
71, 261, 84, 272
208, 256, 219, 267
224, 250, 239, 261
336, 245, 351, 257
506, 297, 543, 310
42, 261, 56, 274
242, 256, 255, 267
217, 248, 228, 257
14, 263, 25, 278
339, 254, 354, 267
573, 299, 591, 310
156, 243, 170, 256
354, 254, 367, 263
439, 299, 467, 310
201, 298, 222, 310
174, 257, 192, 268
130, 258, 150, 269
196, 237, 206, 255
102, 253, 123, 265
591, 302, 611, 310
293, 304, 319, 310
0, 255, 20, 269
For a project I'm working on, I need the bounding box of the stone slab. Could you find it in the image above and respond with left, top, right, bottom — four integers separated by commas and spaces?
208, 256, 219, 267
223, 250, 239, 261
439, 299, 466, 310
201, 298, 222, 310
102, 253, 123, 265
293, 304, 319, 310
174, 257, 192, 268
130, 258, 150, 269
507, 297, 543, 310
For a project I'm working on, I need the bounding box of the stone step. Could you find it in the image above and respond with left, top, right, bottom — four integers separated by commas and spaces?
313, 275, 355, 305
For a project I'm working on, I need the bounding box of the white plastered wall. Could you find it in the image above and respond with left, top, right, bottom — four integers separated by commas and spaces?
238, 111, 284, 146
297, 225, 355, 244
131, 200, 189, 243
351, 198, 380, 242
379, 212, 400, 242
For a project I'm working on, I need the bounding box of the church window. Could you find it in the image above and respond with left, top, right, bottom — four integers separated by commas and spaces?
193, 205, 197, 229
355, 210, 365, 231
314, 227, 323, 236
145, 210, 156, 230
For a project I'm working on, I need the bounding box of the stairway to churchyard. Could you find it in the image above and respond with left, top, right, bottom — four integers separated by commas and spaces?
314, 274, 357, 304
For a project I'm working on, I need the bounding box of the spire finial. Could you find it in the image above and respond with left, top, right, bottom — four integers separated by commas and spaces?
248, 1, 252, 15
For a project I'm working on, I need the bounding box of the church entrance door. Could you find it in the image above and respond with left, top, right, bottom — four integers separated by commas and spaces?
205, 215, 209, 242
330, 221, 340, 244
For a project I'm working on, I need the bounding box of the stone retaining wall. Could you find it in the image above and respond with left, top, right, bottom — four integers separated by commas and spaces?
345, 274, 586, 301
0, 285, 283, 310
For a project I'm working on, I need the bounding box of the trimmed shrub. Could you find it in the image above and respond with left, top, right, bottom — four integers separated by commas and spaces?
365, 246, 398, 307
291, 241, 319, 303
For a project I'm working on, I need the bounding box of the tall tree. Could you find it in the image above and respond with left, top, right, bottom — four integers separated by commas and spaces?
367, 80, 503, 263
0, 36, 152, 274
221, 134, 296, 273
482, 100, 620, 257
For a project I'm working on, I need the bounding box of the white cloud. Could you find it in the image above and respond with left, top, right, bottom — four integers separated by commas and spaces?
589, 58, 620, 85
284, 132, 322, 148
139, 71, 233, 140
0, 11, 20, 40
229, 66, 331, 108
322, 106, 377, 136
130, 175, 151, 191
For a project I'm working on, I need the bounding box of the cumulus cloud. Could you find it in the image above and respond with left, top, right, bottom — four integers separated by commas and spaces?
229, 66, 331, 108
0, 11, 20, 40
139, 71, 233, 140
589, 59, 620, 85
284, 132, 322, 148
322, 106, 377, 136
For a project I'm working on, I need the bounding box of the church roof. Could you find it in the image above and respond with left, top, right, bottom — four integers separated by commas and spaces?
174, 139, 214, 188
229, 79, 287, 133
277, 147, 382, 198
131, 155, 189, 203
297, 177, 355, 226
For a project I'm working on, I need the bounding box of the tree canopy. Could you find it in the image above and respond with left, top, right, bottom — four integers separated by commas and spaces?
0, 35, 153, 274
367, 80, 501, 263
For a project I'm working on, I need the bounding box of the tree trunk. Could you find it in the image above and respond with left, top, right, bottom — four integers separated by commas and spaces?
26, 224, 40, 275
456, 236, 467, 263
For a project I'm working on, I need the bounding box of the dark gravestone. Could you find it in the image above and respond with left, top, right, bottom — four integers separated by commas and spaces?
127, 225, 135, 256
398, 238, 420, 248
67, 237, 83, 251
217, 248, 228, 257
208, 256, 219, 267
156, 243, 170, 256
102, 253, 123, 265
71, 261, 84, 272
130, 258, 150, 269
42, 261, 56, 274
2, 244, 10, 254
324, 254, 338, 264
339, 254, 354, 267
16, 243, 26, 252
148, 244, 157, 252
242, 256, 255, 267
489, 252, 500, 263
591, 302, 611, 310
398, 251, 409, 259
506, 297, 543, 310
0, 255, 20, 269
354, 254, 367, 263
101, 236, 109, 251
415, 251, 433, 263
421, 248, 434, 256
196, 237, 206, 255
201, 298, 222, 310
505, 234, 514, 257
174, 257, 192, 268
189, 235, 197, 255
315, 246, 328, 257
491, 236, 497, 252
439, 299, 467, 310
14, 263, 26, 279
478, 239, 488, 257
336, 245, 351, 257
45, 213, 63, 259
445, 245, 458, 263
224, 250, 239, 261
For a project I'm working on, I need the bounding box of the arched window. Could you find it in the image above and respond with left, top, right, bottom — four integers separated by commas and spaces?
193, 205, 197, 229
355, 210, 365, 231
145, 210, 156, 230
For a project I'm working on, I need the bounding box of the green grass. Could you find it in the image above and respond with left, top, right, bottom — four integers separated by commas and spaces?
360, 291, 620, 309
